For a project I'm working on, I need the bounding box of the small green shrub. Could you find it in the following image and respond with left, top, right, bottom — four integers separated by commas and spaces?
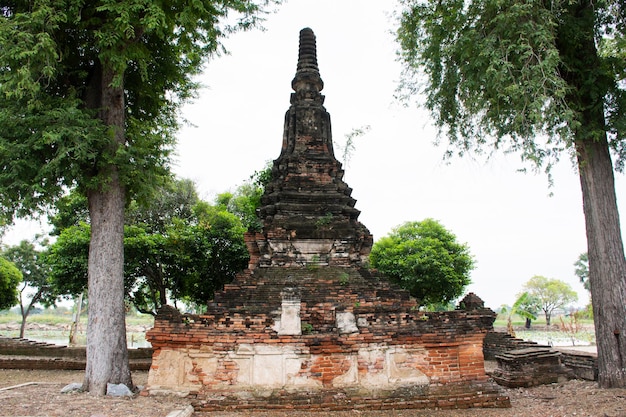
315, 213, 333, 228
301, 322, 314, 334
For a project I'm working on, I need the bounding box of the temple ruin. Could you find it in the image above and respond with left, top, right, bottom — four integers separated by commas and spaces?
146, 28, 509, 411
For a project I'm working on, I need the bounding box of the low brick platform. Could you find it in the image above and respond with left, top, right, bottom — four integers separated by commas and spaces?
190, 380, 510, 411
491, 347, 573, 388
557, 348, 598, 381
0, 336, 152, 371
147, 279, 509, 410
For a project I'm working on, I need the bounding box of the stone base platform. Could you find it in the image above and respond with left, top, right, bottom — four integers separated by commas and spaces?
0, 336, 152, 370
492, 347, 574, 388
146, 268, 510, 410
189, 381, 510, 411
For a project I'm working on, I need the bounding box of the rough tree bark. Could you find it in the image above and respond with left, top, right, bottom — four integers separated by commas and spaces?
560, 0, 626, 389
82, 63, 133, 395
19, 287, 42, 339
577, 135, 626, 388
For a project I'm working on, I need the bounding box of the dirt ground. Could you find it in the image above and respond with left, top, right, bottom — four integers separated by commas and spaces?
1, 368, 626, 417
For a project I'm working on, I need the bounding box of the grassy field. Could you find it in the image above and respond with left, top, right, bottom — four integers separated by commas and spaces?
494, 313, 596, 347
0, 309, 154, 347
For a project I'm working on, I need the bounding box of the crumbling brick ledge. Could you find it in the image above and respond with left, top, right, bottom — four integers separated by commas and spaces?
188, 381, 510, 412
0, 336, 152, 370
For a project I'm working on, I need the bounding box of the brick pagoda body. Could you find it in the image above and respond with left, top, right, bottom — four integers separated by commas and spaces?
146, 28, 509, 411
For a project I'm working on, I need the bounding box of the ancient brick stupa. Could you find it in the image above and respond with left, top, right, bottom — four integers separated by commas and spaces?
146, 28, 509, 411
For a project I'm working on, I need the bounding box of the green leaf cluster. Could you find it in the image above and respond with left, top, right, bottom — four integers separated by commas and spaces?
0, 257, 21, 310
217, 163, 272, 232
574, 252, 590, 291
396, 0, 626, 170
47, 179, 249, 312
523, 275, 578, 325
166, 204, 248, 307
46, 222, 91, 298
370, 219, 474, 306
501, 291, 539, 335
0, 0, 275, 222
2, 239, 56, 307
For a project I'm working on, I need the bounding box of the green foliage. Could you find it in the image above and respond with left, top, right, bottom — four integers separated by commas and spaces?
46, 223, 91, 298
315, 213, 334, 228
0, 257, 21, 310
48, 193, 89, 236
339, 125, 371, 167
2, 240, 49, 292
0, 0, 274, 221
126, 178, 198, 233
501, 292, 539, 336
2, 239, 56, 308
2, 239, 59, 337
395, 0, 625, 170
370, 219, 474, 306
47, 179, 249, 311
523, 275, 578, 326
168, 204, 248, 307
574, 252, 590, 292
220, 163, 272, 232
301, 322, 314, 334
122, 224, 169, 312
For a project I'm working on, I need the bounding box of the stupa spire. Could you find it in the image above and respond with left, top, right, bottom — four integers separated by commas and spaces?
291, 27, 324, 96
253, 27, 373, 267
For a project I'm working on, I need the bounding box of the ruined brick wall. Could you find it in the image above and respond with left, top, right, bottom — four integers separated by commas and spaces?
483, 331, 551, 360
146, 303, 509, 410
483, 331, 598, 381
147, 307, 497, 388
0, 336, 151, 370
559, 349, 598, 381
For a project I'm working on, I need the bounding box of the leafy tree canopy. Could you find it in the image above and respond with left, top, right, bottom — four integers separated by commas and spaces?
46, 222, 91, 299
0, 256, 21, 310
395, 0, 625, 170
370, 219, 474, 306
523, 275, 578, 326
574, 252, 590, 292
0, 0, 274, 222
217, 163, 272, 232
48, 179, 249, 312
2, 239, 56, 337
2, 240, 51, 299
48, 192, 89, 236
169, 202, 248, 308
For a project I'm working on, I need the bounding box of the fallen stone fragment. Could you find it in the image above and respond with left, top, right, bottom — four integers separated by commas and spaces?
106, 382, 133, 397
60, 382, 83, 393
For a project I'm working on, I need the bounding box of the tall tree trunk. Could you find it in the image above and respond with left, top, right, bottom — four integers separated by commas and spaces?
577, 136, 626, 388
19, 307, 27, 339
69, 292, 84, 346
19, 318, 26, 339
82, 63, 133, 395
18, 286, 42, 339
558, 0, 626, 389
18, 288, 27, 339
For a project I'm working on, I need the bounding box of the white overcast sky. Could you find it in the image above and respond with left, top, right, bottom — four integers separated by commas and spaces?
6, 0, 625, 309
